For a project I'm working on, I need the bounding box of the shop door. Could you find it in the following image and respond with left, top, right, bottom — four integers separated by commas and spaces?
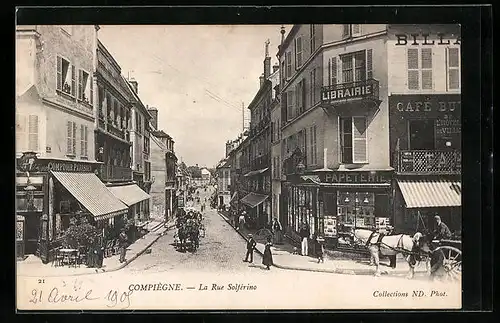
219, 196, 224, 207
24, 213, 40, 254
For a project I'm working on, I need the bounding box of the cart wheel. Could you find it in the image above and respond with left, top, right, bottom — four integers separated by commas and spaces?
435, 246, 461, 282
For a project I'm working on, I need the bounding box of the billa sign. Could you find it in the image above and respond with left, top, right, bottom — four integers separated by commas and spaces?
319, 171, 392, 184
321, 81, 376, 104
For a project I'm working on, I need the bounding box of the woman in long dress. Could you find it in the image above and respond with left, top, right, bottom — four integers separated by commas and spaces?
262, 236, 274, 270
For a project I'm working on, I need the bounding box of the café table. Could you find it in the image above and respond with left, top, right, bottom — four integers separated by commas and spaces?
59, 248, 78, 267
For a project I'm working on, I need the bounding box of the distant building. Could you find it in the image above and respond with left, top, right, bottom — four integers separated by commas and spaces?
215, 159, 231, 209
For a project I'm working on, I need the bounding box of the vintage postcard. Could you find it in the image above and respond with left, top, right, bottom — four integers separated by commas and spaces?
15, 24, 462, 310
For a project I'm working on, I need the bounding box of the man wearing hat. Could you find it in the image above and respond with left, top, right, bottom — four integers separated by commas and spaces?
433, 214, 452, 240
243, 234, 257, 263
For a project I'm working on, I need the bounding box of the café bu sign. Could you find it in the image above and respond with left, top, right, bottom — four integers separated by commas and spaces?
322, 82, 374, 104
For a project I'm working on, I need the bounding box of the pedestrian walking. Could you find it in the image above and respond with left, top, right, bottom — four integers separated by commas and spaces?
313, 234, 324, 263
262, 236, 274, 270
272, 217, 283, 244
118, 229, 129, 263
243, 234, 257, 263
238, 211, 246, 230
299, 219, 310, 256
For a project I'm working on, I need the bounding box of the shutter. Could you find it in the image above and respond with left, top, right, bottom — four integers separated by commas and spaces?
303, 128, 308, 166
352, 24, 361, 35
352, 117, 367, 163
421, 48, 433, 89
80, 124, 85, 156
302, 78, 307, 110
366, 49, 373, 79
66, 121, 72, 154
78, 69, 83, 100
72, 122, 77, 155
16, 114, 27, 152
331, 57, 337, 85
342, 24, 350, 38
90, 76, 93, 105
296, 37, 302, 68
85, 126, 88, 156
56, 57, 62, 90
448, 47, 460, 89
71, 65, 76, 96
407, 48, 419, 90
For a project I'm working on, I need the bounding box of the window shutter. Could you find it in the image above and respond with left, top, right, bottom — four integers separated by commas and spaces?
331, 57, 337, 85
56, 57, 62, 90
421, 48, 433, 90
342, 24, 350, 38
302, 78, 307, 110
67, 121, 72, 154
352, 24, 361, 35
448, 47, 460, 89
296, 37, 302, 68
78, 70, 83, 99
70, 65, 76, 97
80, 125, 85, 156
16, 114, 27, 152
72, 122, 77, 155
352, 117, 367, 163
407, 48, 419, 90
303, 128, 308, 166
366, 49, 373, 79
90, 75, 94, 105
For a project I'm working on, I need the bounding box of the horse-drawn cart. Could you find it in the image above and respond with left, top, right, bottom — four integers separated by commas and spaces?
430, 239, 462, 281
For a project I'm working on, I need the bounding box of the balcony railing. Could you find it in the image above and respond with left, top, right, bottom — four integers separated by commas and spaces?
321, 79, 380, 106
248, 117, 270, 138
250, 153, 270, 171
100, 164, 133, 182
395, 150, 461, 174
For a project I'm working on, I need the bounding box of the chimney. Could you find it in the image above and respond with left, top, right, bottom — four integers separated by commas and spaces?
272, 64, 279, 73
259, 74, 265, 88
129, 77, 138, 94
263, 39, 271, 79
280, 25, 286, 45
148, 107, 158, 130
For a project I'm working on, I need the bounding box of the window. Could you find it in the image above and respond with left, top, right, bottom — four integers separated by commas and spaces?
340, 117, 367, 163
407, 48, 433, 90
80, 125, 88, 157
295, 37, 303, 69
342, 24, 361, 38
328, 57, 338, 86
310, 25, 316, 52
447, 47, 460, 90
57, 56, 76, 97
66, 121, 77, 156
16, 114, 39, 153
309, 125, 317, 165
310, 68, 317, 106
408, 119, 435, 150
295, 78, 306, 115
341, 50, 367, 84
286, 91, 294, 121
298, 129, 307, 165
78, 69, 93, 105
281, 59, 286, 84
286, 52, 292, 79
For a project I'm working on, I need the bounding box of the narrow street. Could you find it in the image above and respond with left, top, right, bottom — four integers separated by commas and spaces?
122, 187, 264, 274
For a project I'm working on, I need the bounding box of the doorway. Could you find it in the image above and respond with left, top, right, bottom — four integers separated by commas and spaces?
24, 213, 41, 254
408, 119, 435, 150
219, 196, 224, 208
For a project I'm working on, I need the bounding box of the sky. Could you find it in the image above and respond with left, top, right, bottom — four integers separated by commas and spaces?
98, 25, 291, 168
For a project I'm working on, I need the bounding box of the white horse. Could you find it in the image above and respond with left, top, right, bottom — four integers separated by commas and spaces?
354, 229, 430, 278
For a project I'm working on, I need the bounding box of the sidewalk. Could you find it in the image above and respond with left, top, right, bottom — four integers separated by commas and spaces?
218, 211, 429, 276
16, 218, 176, 277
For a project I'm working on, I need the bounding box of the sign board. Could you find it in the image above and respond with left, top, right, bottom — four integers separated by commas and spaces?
319, 171, 392, 184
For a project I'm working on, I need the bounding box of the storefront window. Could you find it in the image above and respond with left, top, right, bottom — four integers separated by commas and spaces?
337, 191, 375, 229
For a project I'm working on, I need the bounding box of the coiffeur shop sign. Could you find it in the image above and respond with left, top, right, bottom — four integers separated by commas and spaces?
319, 171, 391, 184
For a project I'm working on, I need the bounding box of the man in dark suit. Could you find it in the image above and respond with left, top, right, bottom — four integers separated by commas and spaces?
299, 220, 310, 256
433, 215, 452, 240
243, 234, 257, 263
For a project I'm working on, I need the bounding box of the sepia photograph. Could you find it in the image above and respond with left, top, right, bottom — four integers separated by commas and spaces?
15, 23, 462, 310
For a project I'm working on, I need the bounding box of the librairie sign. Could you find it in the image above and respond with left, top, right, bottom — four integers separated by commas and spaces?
321, 83, 374, 103
319, 171, 391, 184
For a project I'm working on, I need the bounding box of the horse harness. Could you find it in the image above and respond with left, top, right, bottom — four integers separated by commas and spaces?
365, 231, 409, 254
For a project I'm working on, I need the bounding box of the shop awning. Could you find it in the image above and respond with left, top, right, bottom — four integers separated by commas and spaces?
230, 192, 238, 204
108, 184, 150, 207
397, 179, 461, 209
51, 171, 128, 221
243, 168, 269, 177
240, 192, 268, 208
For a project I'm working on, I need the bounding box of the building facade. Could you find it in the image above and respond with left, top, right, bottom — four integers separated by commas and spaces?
387, 25, 461, 237
278, 24, 393, 248
216, 159, 231, 209
15, 25, 131, 263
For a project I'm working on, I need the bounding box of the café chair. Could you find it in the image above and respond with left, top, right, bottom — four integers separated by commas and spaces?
52, 247, 64, 267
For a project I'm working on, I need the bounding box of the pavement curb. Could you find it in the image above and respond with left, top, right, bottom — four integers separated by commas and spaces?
216, 211, 416, 276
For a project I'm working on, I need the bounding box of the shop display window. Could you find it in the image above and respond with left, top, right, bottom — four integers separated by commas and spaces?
337, 191, 375, 229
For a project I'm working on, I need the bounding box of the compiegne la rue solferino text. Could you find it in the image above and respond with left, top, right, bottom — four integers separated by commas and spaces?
128, 282, 258, 292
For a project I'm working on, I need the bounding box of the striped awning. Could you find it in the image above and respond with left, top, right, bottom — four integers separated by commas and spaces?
108, 184, 150, 207
397, 179, 461, 209
243, 168, 269, 177
230, 191, 238, 204
240, 192, 268, 208
51, 171, 128, 221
